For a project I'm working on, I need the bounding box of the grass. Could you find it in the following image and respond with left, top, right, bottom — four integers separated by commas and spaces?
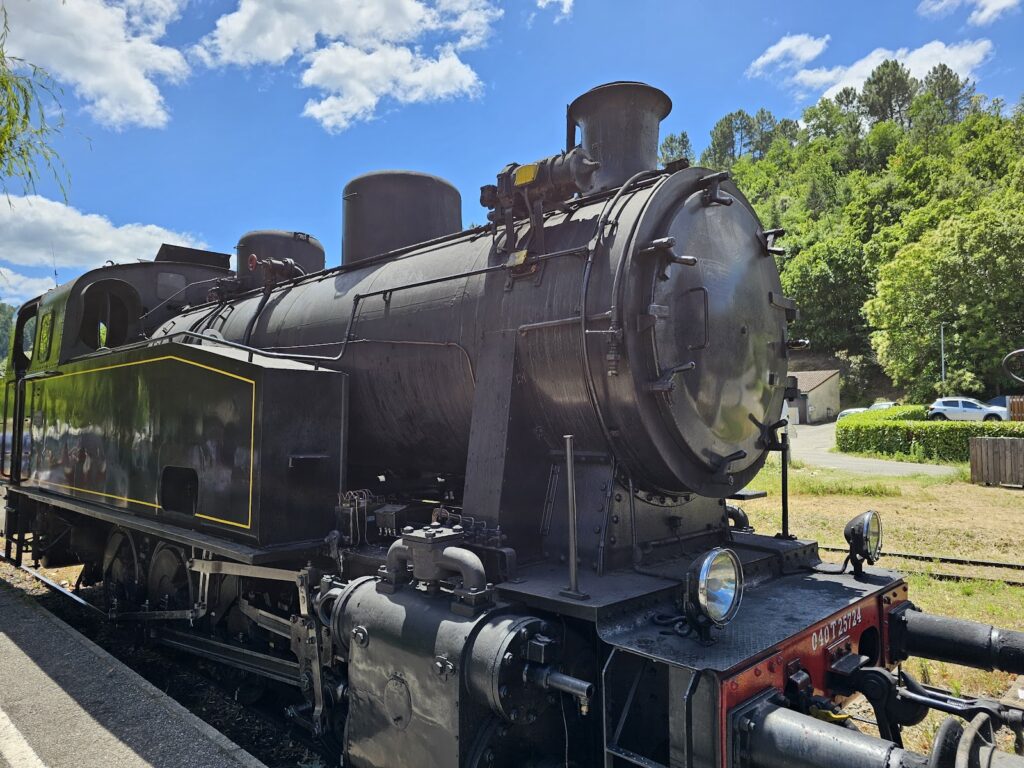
755, 456, 903, 497
747, 457, 1023, 560
831, 445, 973, 470
743, 458, 1024, 753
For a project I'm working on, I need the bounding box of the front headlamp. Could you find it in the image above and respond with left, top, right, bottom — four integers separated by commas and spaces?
689, 548, 744, 628
844, 510, 883, 575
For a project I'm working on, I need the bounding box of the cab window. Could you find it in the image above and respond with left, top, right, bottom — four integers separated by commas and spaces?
78, 280, 142, 350
11, 304, 38, 374
36, 312, 53, 364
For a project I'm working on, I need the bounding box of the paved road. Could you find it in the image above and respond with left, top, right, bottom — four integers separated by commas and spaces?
787, 422, 955, 477
0, 583, 266, 768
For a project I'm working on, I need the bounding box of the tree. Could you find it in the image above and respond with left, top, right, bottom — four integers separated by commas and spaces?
865, 201, 1024, 400
731, 109, 754, 158
749, 107, 777, 159
0, 302, 13, 356
659, 131, 694, 166
860, 60, 919, 128
908, 92, 949, 151
835, 87, 860, 114
0, 7, 66, 198
773, 118, 799, 145
699, 110, 754, 168
781, 232, 872, 354
924, 63, 975, 124
700, 113, 737, 168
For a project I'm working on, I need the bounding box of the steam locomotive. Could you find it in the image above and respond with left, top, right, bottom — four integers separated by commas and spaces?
3, 82, 1023, 768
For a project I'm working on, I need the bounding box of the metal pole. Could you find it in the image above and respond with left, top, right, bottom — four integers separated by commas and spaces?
559, 435, 589, 600
780, 431, 791, 539
940, 322, 946, 384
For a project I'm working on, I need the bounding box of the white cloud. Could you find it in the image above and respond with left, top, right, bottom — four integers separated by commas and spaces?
301, 43, 480, 132
536, 0, 573, 20
193, 0, 501, 131
791, 39, 993, 99
917, 0, 1021, 25
4, 0, 189, 129
0, 196, 205, 302
0, 270, 59, 306
746, 33, 831, 78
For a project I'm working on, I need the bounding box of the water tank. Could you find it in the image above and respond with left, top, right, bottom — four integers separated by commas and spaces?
567, 82, 672, 193
235, 231, 325, 291
342, 171, 462, 265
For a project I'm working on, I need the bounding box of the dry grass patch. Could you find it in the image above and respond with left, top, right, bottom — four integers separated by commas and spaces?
744, 458, 1024, 562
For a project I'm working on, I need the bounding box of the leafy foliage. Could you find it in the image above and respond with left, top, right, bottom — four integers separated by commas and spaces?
716, 59, 1024, 398
844, 405, 929, 422
659, 131, 694, 166
0, 6, 66, 199
0, 301, 13, 372
836, 414, 1024, 462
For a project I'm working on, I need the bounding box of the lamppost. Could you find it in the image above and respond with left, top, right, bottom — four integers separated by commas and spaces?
940, 322, 947, 384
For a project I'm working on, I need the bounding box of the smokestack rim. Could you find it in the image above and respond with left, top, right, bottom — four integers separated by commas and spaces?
567, 81, 672, 125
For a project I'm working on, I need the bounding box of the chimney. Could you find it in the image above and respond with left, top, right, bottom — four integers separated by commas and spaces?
566, 82, 672, 193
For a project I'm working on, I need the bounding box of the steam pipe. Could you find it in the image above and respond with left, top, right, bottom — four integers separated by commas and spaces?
382, 541, 412, 583
382, 539, 487, 592
437, 546, 487, 592
726, 504, 751, 531
894, 608, 1024, 674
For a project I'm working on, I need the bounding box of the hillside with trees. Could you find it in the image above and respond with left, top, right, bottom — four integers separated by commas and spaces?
661, 61, 1024, 403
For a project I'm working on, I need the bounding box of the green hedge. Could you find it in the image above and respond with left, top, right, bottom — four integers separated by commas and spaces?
836, 409, 1024, 462
847, 405, 928, 422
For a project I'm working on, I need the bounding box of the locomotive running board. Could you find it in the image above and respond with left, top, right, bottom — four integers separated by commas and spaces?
9, 487, 323, 565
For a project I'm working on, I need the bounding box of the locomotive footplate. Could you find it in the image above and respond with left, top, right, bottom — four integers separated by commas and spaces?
596, 564, 901, 672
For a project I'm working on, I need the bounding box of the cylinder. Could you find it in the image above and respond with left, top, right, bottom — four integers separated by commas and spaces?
235, 231, 325, 291
744, 705, 926, 768
567, 82, 671, 193
342, 171, 462, 265
900, 610, 1024, 674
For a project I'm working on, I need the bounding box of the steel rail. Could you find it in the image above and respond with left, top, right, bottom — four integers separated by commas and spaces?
819, 546, 1024, 572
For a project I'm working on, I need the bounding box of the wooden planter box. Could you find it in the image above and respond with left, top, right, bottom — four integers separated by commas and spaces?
970, 437, 1024, 488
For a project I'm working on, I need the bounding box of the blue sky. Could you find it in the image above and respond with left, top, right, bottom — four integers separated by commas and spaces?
1, 0, 1022, 304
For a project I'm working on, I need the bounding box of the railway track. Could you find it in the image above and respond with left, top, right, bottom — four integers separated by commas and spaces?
819, 545, 1024, 587
0, 555, 330, 768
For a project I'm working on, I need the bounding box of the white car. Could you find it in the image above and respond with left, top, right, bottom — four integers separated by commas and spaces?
836, 401, 898, 421
927, 397, 1008, 421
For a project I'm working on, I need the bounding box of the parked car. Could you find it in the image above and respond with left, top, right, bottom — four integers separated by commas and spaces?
836, 401, 898, 421
927, 397, 1008, 421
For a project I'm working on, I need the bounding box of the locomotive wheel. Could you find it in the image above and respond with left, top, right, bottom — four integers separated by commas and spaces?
146, 543, 193, 612
102, 528, 142, 613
